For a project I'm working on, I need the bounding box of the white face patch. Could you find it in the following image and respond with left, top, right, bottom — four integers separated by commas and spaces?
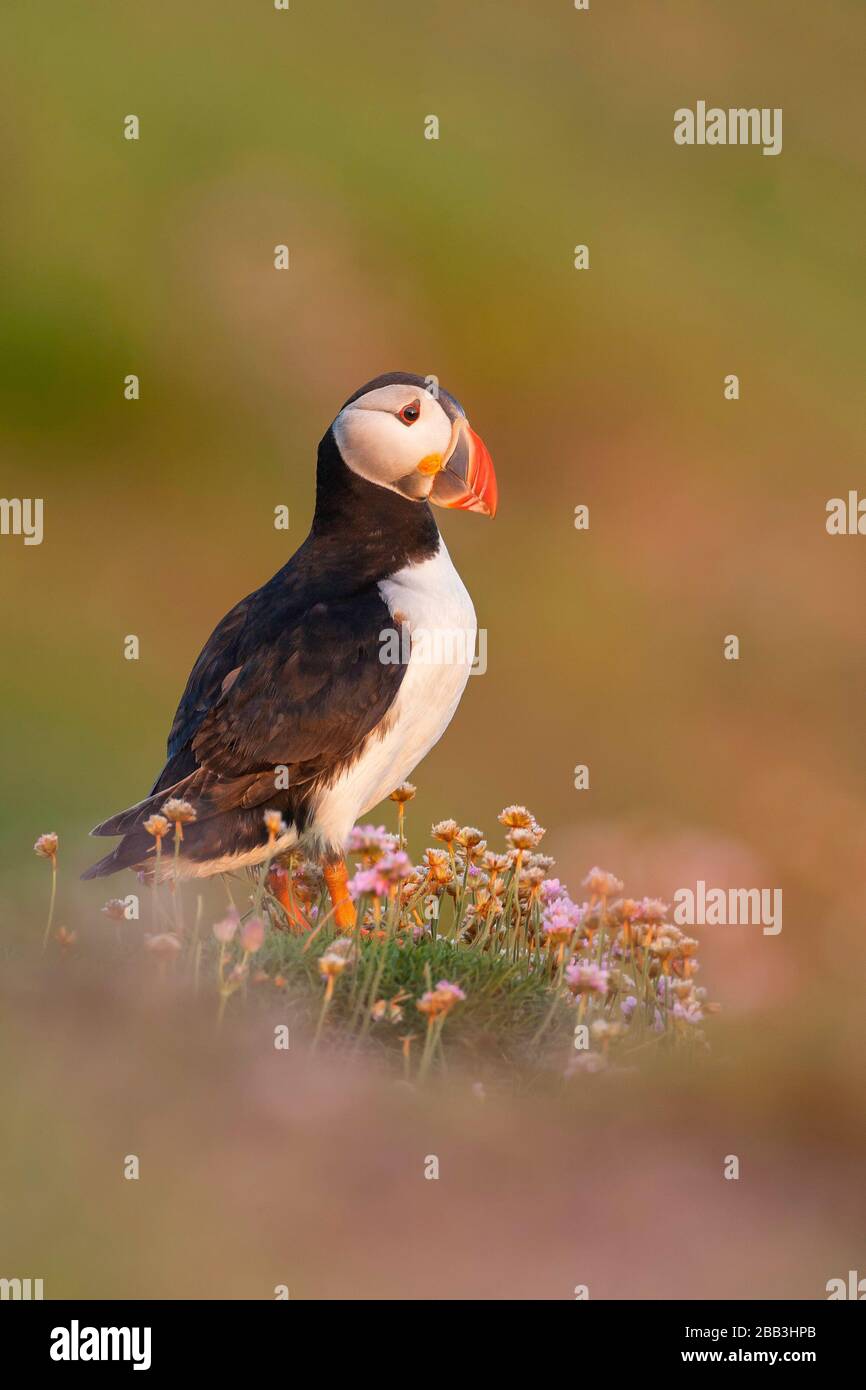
332, 385, 454, 498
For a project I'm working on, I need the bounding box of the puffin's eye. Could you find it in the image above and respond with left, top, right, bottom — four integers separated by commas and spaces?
397, 400, 421, 425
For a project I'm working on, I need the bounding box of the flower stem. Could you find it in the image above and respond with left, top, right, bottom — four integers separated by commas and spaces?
417, 1017, 443, 1082
312, 979, 334, 1050
41, 856, 57, 951
532, 955, 568, 1047
172, 829, 184, 935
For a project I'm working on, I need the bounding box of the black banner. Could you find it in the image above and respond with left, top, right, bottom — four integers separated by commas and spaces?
1, 1299, 860, 1373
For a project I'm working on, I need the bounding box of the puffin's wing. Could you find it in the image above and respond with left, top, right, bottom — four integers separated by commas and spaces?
164, 596, 252, 768
88, 586, 406, 847
190, 589, 405, 782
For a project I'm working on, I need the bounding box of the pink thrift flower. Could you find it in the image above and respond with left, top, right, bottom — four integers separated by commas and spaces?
565, 960, 609, 996
542, 895, 584, 942
673, 1000, 703, 1024
582, 867, 624, 900
349, 868, 381, 899
345, 824, 397, 858
540, 877, 565, 904
213, 909, 239, 944
416, 979, 466, 1020
240, 916, 265, 954
636, 897, 670, 924
349, 850, 413, 899
435, 979, 466, 1003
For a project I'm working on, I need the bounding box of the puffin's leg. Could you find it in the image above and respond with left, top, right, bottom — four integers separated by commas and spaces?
266, 864, 307, 931
323, 856, 355, 930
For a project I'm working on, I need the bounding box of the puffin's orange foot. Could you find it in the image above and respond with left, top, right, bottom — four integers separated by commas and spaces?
267, 864, 308, 931
323, 858, 356, 930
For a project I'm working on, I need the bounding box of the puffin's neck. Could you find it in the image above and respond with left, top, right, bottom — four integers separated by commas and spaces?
310, 428, 441, 583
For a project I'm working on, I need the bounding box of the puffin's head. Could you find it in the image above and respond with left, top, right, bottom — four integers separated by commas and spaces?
331, 371, 497, 518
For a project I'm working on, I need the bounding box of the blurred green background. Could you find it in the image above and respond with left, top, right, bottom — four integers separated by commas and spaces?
1, 1, 865, 1297
4, 0, 865, 976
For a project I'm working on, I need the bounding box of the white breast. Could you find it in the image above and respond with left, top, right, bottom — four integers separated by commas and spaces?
311, 539, 477, 853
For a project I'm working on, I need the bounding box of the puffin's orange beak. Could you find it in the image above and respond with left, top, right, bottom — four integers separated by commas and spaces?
429, 418, 498, 518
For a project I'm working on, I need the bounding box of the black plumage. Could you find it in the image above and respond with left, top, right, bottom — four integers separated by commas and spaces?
83, 390, 440, 880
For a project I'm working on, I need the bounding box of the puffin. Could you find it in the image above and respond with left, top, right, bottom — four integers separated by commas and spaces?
83, 372, 497, 928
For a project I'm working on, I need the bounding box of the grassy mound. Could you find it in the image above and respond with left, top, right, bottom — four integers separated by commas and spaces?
35, 797, 716, 1082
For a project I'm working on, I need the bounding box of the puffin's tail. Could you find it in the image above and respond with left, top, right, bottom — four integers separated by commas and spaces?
89, 781, 190, 839
81, 834, 152, 881
81, 768, 296, 881
81, 777, 195, 881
